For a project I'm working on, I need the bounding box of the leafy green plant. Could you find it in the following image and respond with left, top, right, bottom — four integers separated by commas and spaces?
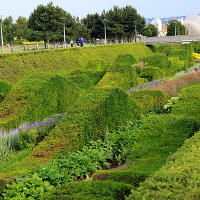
3, 173, 54, 200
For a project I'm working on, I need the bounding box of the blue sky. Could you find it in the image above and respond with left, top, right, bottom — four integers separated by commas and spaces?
0, 0, 199, 21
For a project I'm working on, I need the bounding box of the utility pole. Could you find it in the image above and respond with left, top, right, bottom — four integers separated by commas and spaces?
104, 20, 107, 45
0, 15, 4, 53
61, 18, 67, 48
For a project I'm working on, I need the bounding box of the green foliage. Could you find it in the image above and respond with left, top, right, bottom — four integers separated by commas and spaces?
127, 131, 200, 200
144, 53, 169, 69
0, 43, 151, 84
104, 5, 146, 40
114, 54, 138, 65
3, 173, 54, 200
18, 129, 38, 150
128, 114, 199, 176
171, 83, 200, 119
142, 24, 158, 37
152, 43, 194, 69
168, 57, 185, 74
34, 140, 113, 186
138, 66, 163, 81
46, 180, 132, 200
167, 19, 186, 36
130, 90, 168, 114
0, 81, 12, 103
27, 2, 76, 42
0, 73, 79, 129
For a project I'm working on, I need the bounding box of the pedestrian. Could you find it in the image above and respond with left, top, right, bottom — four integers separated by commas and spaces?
76, 38, 80, 47
70, 39, 74, 47
80, 36, 84, 47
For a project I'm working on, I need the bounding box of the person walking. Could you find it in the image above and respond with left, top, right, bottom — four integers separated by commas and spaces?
79, 36, 84, 47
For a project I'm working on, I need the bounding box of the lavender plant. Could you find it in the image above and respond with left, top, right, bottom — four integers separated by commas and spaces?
126, 78, 166, 94
0, 112, 67, 160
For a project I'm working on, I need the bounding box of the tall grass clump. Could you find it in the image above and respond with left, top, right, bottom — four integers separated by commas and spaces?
151, 70, 200, 96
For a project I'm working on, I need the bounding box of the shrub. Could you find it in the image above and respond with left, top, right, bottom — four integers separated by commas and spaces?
144, 53, 169, 69
128, 114, 199, 176
0, 81, 12, 103
3, 173, 54, 200
127, 131, 200, 200
130, 90, 168, 114
0, 73, 80, 129
46, 180, 132, 200
171, 83, 200, 119
138, 66, 163, 81
168, 57, 185, 74
114, 54, 138, 65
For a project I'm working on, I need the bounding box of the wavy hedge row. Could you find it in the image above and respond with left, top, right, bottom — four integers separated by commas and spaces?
171, 83, 200, 119
0, 73, 80, 129
151, 43, 194, 70
0, 43, 151, 84
127, 131, 200, 200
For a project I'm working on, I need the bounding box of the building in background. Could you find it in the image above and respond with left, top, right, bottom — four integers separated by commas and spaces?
184, 14, 200, 35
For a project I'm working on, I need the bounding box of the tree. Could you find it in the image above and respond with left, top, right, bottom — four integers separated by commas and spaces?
83, 13, 104, 39
104, 5, 145, 40
142, 24, 158, 37
14, 16, 28, 40
27, 2, 76, 42
167, 20, 186, 36
2, 16, 15, 43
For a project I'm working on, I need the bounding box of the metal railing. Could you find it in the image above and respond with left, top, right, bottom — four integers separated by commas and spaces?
0, 39, 136, 54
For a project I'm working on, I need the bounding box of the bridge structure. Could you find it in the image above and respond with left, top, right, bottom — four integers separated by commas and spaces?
139, 35, 200, 44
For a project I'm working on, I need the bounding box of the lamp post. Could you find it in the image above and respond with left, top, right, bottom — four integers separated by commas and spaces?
134, 21, 137, 42
0, 15, 4, 53
61, 18, 67, 48
174, 21, 177, 36
104, 19, 107, 45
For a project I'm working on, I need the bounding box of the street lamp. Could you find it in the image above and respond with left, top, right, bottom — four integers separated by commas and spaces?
174, 21, 177, 36
61, 18, 67, 48
104, 19, 107, 45
0, 15, 4, 53
134, 21, 137, 42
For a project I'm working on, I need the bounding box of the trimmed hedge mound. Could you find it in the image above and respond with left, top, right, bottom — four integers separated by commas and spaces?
138, 66, 163, 81
144, 53, 169, 69
171, 83, 200, 120
97, 55, 146, 90
0, 73, 80, 129
0, 81, 12, 103
130, 90, 168, 113
127, 131, 200, 200
29, 87, 141, 161
128, 114, 199, 176
0, 43, 152, 84
46, 180, 132, 200
152, 43, 194, 69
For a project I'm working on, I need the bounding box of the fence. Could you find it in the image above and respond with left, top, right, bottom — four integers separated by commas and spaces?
0, 39, 136, 54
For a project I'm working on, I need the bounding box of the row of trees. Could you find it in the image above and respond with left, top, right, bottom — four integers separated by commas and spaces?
1, 2, 186, 44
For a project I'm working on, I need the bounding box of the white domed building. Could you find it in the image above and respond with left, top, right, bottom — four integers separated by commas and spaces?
184, 14, 200, 35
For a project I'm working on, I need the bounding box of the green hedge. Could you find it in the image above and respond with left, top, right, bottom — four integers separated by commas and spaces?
0, 43, 152, 84
144, 53, 169, 69
152, 43, 194, 69
97, 56, 146, 90
130, 90, 168, 114
46, 180, 132, 200
30, 87, 141, 160
0, 81, 12, 103
0, 73, 80, 129
127, 131, 200, 200
138, 66, 163, 81
168, 57, 185, 74
128, 114, 199, 176
171, 83, 200, 120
